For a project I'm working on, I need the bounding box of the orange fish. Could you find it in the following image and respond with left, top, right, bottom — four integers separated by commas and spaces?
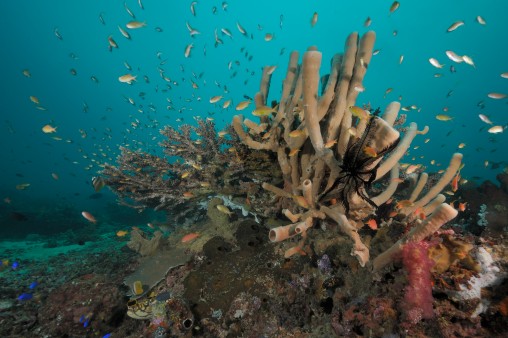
363, 146, 378, 158
395, 200, 414, 209
183, 191, 194, 198
365, 218, 378, 230
181, 232, 199, 243
116, 230, 129, 237
458, 202, 467, 212
81, 211, 97, 224
451, 173, 460, 192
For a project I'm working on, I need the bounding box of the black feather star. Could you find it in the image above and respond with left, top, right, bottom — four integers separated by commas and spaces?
324, 116, 400, 214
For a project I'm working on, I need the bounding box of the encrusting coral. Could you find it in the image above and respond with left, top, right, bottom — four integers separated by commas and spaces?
232, 31, 463, 268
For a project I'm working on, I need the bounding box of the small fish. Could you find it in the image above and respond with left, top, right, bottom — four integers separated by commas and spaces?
462, 55, 475, 68
500, 72, 508, 79
289, 130, 305, 138
476, 16, 486, 25
488, 125, 504, 134
209, 95, 223, 103
236, 21, 247, 36
103, 334, 112, 338
399, 54, 404, 64
107, 36, 118, 50
81, 211, 97, 224
51, 173, 59, 180
223, 100, 232, 109
183, 191, 194, 198
126, 21, 146, 29
445, 50, 463, 63
118, 74, 137, 84
124, 1, 135, 17
29, 281, 39, 289
116, 230, 128, 237
478, 114, 493, 125
190, 1, 197, 16
363, 146, 378, 157
236, 100, 252, 111
435, 114, 453, 121
324, 139, 337, 148
54, 28, 63, 40
310, 12, 318, 27
406, 164, 420, 174
252, 105, 276, 116
264, 33, 274, 41
12, 261, 19, 269
395, 200, 414, 209
184, 43, 193, 58
118, 25, 131, 39
429, 58, 444, 68
42, 125, 57, 133
16, 183, 30, 190
29, 96, 39, 104
17, 293, 33, 301
349, 106, 370, 120
389, 1, 400, 13
487, 92, 507, 99
447, 21, 464, 32
458, 143, 466, 149
451, 173, 460, 192
181, 232, 199, 243
364, 17, 371, 27
216, 204, 233, 216
365, 219, 377, 230
458, 202, 467, 212
22, 69, 31, 77
92, 176, 105, 192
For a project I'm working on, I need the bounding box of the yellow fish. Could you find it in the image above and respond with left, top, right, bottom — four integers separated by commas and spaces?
116, 230, 129, 237
42, 125, 57, 133
236, 100, 252, 111
349, 106, 370, 120
126, 21, 146, 29
252, 106, 276, 116
209, 95, 223, 103
289, 130, 305, 137
435, 114, 453, 121
216, 204, 233, 216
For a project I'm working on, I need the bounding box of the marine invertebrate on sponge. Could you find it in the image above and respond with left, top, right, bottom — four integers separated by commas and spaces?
233, 31, 462, 267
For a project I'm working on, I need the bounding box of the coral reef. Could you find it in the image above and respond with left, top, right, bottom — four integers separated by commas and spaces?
232, 31, 463, 269
101, 119, 280, 223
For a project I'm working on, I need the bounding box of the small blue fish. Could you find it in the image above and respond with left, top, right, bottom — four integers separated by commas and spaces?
79, 315, 85, 323
12, 261, 19, 269
83, 319, 90, 328
29, 281, 38, 289
102, 334, 111, 338
17, 293, 32, 301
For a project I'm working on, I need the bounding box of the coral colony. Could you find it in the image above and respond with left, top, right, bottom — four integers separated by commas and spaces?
100, 32, 506, 336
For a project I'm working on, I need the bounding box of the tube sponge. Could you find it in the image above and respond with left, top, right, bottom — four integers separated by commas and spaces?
401, 242, 434, 324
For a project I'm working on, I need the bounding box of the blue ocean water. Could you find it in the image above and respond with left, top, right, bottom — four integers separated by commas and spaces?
0, 0, 507, 237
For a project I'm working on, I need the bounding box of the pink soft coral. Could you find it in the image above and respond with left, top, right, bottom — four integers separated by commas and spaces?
401, 241, 435, 324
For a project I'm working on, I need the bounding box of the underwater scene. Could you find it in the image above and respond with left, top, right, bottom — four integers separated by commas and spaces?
1, 0, 507, 337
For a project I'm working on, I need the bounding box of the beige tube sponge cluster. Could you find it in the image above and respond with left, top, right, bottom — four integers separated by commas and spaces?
233, 31, 461, 268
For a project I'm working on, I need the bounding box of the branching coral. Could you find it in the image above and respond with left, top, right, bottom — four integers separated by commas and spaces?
233, 31, 462, 267
102, 119, 281, 221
